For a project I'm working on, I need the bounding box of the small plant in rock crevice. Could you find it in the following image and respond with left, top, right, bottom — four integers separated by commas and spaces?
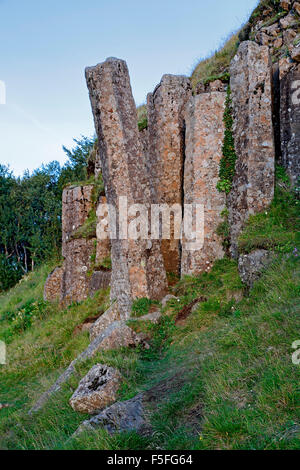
217, 85, 238, 194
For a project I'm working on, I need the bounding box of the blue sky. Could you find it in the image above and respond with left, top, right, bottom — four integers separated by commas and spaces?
0, 0, 258, 176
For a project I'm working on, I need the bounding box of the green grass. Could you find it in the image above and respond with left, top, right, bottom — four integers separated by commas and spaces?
190, 33, 239, 90
2, 240, 299, 450
238, 167, 300, 254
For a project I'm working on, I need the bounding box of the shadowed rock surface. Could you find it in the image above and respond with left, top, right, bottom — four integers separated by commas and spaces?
238, 249, 273, 288
147, 75, 192, 275
280, 62, 300, 185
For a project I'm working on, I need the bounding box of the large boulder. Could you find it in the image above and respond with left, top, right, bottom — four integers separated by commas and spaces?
69, 364, 122, 414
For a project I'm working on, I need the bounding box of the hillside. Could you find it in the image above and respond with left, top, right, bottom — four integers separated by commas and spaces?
0, 171, 299, 450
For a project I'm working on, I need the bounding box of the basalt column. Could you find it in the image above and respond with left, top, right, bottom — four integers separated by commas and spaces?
85, 58, 167, 318
147, 75, 192, 276
280, 62, 300, 186
228, 41, 275, 258
181, 92, 226, 276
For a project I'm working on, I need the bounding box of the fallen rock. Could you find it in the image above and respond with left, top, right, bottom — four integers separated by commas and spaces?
161, 294, 179, 308
90, 304, 121, 341
29, 318, 127, 414
238, 250, 273, 288
280, 0, 291, 10
95, 321, 149, 351
70, 364, 122, 414
74, 394, 150, 437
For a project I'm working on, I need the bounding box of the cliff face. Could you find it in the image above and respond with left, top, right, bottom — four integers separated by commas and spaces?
45, 0, 300, 314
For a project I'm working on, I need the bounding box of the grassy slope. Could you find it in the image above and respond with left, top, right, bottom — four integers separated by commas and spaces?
0, 173, 299, 450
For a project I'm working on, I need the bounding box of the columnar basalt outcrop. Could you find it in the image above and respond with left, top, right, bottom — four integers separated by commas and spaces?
85, 58, 168, 318
228, 41, 275, 258
280, 62, 300, 185
181, 92, 226, 275
60, 184, 96, 305
147, 75, 192, 275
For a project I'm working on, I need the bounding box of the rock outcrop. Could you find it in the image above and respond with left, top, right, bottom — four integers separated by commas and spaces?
181, 91, 226, 275
69, 364, 122, 414
147, 75, 192, 275
85, 57, 168, 318
228, 42, 275, 258
238, 250, 273, 288
280, 62, 300, 185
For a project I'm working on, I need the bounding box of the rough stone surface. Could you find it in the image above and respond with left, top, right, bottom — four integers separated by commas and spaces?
228, 42, 275, 258
86, 58, 168, 317
238, 250, 273, 288
74, 394, 149, 436
69, 364, 122, 414
294, 2, 300, 16
147, 75, 192, 275
88, 271, 111, 297
90, 304, 121, 341
181, 92, 226, 275
43, 266, 64, 302
62, 185, 94, 249
96, 195, 111, 265
280, 63, 300, 185
279, 57, 294, 80
135, 311, 162, 323
60, 184, 96, 305
91, 320, 148, 351
29, 323, 125, 414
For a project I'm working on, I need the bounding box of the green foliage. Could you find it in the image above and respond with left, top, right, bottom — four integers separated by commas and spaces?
131, 297, 157, 318
0, 136, 97, 292
238, 166, 300, 254
216, 208, 230, 252
137, 105, 148, 131
217, 86, 237, 194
